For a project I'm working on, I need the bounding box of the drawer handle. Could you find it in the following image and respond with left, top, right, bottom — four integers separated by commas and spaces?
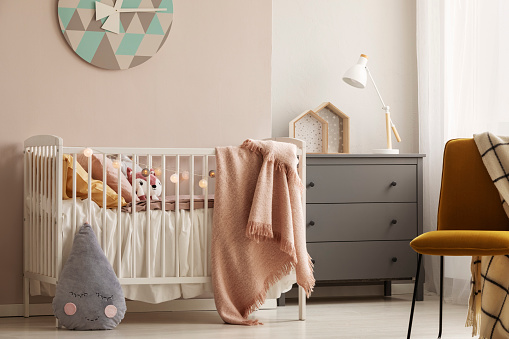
308, 182, 315, 188
392, 257, 398, 263
309, 220, 315, 226
390, 181, 397, 187
391, 219, 398, 225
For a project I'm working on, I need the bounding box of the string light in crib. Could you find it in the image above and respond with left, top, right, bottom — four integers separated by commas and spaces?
170, 173, 179, 183
141, 168, 150, 177
112, 159, 121, 169
208, 170, 216, 178
83, 148, 94, 157
181, 171, 190, 180
199, 179, 208, 188
154, 168, 162, 176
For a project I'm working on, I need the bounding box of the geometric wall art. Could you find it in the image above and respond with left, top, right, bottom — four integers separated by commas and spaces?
58, 0, 173, 70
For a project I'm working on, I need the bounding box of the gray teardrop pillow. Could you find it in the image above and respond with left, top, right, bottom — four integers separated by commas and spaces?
52, 224, 126, 330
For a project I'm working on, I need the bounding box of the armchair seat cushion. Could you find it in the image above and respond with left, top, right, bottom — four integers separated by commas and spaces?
410, 230, 509, 256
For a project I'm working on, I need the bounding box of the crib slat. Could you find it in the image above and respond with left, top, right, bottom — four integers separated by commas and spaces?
87, 153, 92, 223
23, 149, 29, 276
72, 154, 77, 235
55, 143, 64, 282
203, 155, 209, 276
175, 155, 180, 278
51, 147, 56, 278
146, 155, 152, 278
41, 147, 46, 276
132, 155, 137, 279
31, 148, 36, 274
43, 147, 48, 277
161, 155, 166, 278
102, 153, 107, 252
37, 147, 41, 274
190, 155, 194, 277
117, 153, 122, 278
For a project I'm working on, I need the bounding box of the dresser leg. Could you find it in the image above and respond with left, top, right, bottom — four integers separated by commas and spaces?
384, 281, 392, 296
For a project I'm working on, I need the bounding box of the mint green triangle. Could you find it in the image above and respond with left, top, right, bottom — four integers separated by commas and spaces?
160, 0, 172, 13
77, 0, 96, 9
146, 14, 164, 35
122, 0, 142, 8
76, 31, 105, 62
58, 8, 76, 30
116, 33, 144, 56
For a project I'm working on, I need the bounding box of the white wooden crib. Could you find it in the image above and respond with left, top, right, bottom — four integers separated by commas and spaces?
23, 135, 307, 321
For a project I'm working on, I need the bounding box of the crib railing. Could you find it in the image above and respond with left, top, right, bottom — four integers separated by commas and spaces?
62, 146, 215, 285
24, 137, 63, 287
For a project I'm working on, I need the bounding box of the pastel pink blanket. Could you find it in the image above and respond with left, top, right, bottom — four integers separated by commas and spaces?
212, 139, 315, 325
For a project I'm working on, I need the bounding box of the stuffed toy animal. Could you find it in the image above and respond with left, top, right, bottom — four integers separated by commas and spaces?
52, 224, 126, 330
126, 168, 162, 201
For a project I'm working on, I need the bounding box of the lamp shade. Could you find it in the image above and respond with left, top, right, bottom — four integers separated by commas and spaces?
343, 54, 369, 88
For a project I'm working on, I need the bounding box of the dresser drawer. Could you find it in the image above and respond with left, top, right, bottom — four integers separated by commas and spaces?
306, 203, 417, 242
307, 241, 416, 281
307, 165, 416, 203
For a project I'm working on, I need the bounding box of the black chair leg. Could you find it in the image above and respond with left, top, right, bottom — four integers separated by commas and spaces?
407, 253, 422, 339
438, 256, 443, 338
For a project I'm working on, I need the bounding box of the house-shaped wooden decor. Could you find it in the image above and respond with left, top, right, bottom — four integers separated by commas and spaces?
289, 110, 329, 153
313, 102, 350, 153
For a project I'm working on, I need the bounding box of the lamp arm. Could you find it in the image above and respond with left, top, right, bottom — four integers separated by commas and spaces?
365, 66, 387, 109
366, 66, 402, 143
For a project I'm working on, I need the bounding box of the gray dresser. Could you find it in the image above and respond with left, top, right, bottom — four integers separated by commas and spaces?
305, 153, 424, 300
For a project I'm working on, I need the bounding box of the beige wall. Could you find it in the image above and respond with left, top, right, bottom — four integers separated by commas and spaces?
272, 0, 418, 153
0, 0, 272, 305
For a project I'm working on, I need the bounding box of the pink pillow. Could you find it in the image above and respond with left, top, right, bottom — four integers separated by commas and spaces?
77, 154, 134, 203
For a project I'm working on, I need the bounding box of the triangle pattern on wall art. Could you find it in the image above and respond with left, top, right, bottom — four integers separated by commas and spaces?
76, 8, 95, 30
120, 12, 136, 32
87, 15, 106, 32
151, 0, 162, 8
146, 14, 164, 35
58, 7, 76, 30
65, 30, 86, 50
116, 55, 135, 70
126, 14, 145, 34
66, 10, 85, 31
91, 34, 121, 70
138, 12, 156, 33
106, 32, 124, 53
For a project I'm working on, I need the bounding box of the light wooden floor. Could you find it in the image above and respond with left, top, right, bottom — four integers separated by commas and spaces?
0, 294, 474, 339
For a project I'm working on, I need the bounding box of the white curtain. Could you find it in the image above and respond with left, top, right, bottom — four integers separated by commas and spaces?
417, 0, 509, 304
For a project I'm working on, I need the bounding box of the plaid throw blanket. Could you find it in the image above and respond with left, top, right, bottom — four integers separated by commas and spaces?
470, 132, 509, 338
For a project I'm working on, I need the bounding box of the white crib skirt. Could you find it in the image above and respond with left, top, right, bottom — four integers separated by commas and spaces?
30, 198, 295, 304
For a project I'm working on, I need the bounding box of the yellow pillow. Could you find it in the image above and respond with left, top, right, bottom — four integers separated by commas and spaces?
62, 155, 126, 208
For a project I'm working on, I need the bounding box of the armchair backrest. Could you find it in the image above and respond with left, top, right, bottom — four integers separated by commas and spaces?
437, 138, 509, 231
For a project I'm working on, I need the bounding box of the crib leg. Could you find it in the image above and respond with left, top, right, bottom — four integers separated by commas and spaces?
298, 286, 306, 320
56, 318, 63, 329
23, 277, 29, 318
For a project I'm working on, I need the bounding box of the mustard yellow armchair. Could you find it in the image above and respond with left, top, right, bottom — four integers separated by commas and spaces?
407, 138, 509, 338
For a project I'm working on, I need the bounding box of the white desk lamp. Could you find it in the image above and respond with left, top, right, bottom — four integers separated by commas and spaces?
343, 54, 402, 154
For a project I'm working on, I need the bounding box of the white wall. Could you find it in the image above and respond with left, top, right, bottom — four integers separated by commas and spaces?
272, 0, 418, 154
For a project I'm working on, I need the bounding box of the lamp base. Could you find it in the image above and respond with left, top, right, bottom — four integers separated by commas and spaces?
373, 148, 400, 154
